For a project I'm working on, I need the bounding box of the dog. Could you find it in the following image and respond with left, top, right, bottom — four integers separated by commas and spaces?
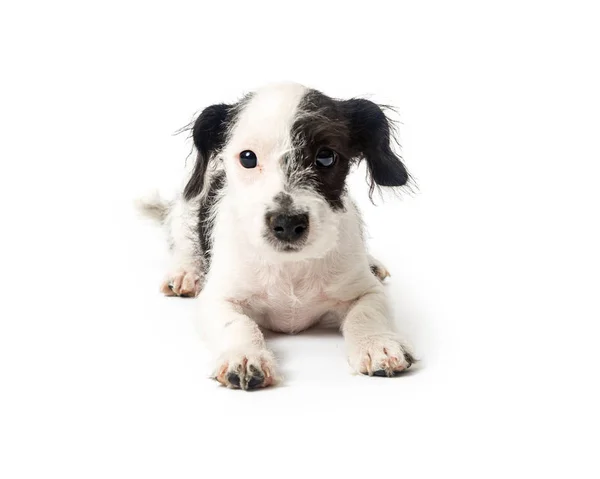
139, 82, 415, 390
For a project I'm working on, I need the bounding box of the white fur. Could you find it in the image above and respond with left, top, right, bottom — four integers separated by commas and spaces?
140, 82, 413, 388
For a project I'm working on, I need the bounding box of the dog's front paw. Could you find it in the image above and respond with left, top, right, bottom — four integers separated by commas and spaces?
160, 270, 202, 297
213, 349, 277, 390
368, 255, 390, 282
348, 335, 415, 377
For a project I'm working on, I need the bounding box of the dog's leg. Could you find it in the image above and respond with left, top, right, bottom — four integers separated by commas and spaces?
341, 286, 414, 377
199, 297, 277, 390
160, 198, 203, 297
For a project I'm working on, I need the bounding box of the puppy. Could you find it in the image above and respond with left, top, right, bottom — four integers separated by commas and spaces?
140, 82, 415, 390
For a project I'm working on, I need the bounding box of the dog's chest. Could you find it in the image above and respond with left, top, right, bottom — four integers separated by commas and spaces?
240, 267, 343, 333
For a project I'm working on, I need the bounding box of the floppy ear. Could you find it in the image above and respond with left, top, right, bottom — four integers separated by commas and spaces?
340, 99, 408, 194
183, 103, 232, 200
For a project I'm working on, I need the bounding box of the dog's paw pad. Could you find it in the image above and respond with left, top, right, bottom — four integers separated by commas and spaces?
213, 350, 277, 390
160, 271, 201, 297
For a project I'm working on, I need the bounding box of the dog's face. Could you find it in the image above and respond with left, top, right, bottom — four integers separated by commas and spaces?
184, 83, 409, 261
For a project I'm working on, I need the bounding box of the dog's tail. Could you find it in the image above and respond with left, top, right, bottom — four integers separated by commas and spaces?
134, 190, 171, 223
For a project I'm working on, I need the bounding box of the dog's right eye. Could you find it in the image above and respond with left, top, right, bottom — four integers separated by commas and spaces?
239, 150, 258, 168
315, 148, 337, 168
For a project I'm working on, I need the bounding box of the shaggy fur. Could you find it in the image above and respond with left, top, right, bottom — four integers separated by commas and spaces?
139, 82, 415, 390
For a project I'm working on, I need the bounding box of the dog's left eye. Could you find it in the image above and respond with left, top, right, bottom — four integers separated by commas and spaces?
239, 150, 258, 168
315, 148, 337, 168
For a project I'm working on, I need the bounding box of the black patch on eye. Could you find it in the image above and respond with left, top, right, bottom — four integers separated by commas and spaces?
198, 171, 225, 271
290, 88, 410, 207
290, 90, 352, 210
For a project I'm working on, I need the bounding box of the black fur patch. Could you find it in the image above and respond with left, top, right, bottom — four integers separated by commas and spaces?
183, 94, 251, 200
183, 104, 232, 200
338, 98, 409, 196
291, 90, 352, 210
290, 89, 409, 208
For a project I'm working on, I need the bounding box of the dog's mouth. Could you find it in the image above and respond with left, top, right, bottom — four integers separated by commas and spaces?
281, 244, 302, 252
267, 238, 306, 253
262, 231, 309, 254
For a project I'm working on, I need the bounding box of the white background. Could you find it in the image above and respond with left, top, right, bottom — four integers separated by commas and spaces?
1, 1, 599, 478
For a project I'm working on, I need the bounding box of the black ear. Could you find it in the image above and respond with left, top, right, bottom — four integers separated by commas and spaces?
183, 103, 231, 200
340, 99, 408, 194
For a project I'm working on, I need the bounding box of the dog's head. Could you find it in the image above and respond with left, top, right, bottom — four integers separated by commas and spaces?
184, 83, 408, 260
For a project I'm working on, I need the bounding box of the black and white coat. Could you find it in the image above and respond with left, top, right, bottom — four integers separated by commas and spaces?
140, 82, 415, 390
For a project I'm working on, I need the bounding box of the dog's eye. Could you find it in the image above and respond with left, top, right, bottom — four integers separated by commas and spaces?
240, 150, 258, 168
315, 148, 337, 168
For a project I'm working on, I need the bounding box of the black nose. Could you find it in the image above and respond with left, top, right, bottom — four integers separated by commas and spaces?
268, 213, 309, 243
